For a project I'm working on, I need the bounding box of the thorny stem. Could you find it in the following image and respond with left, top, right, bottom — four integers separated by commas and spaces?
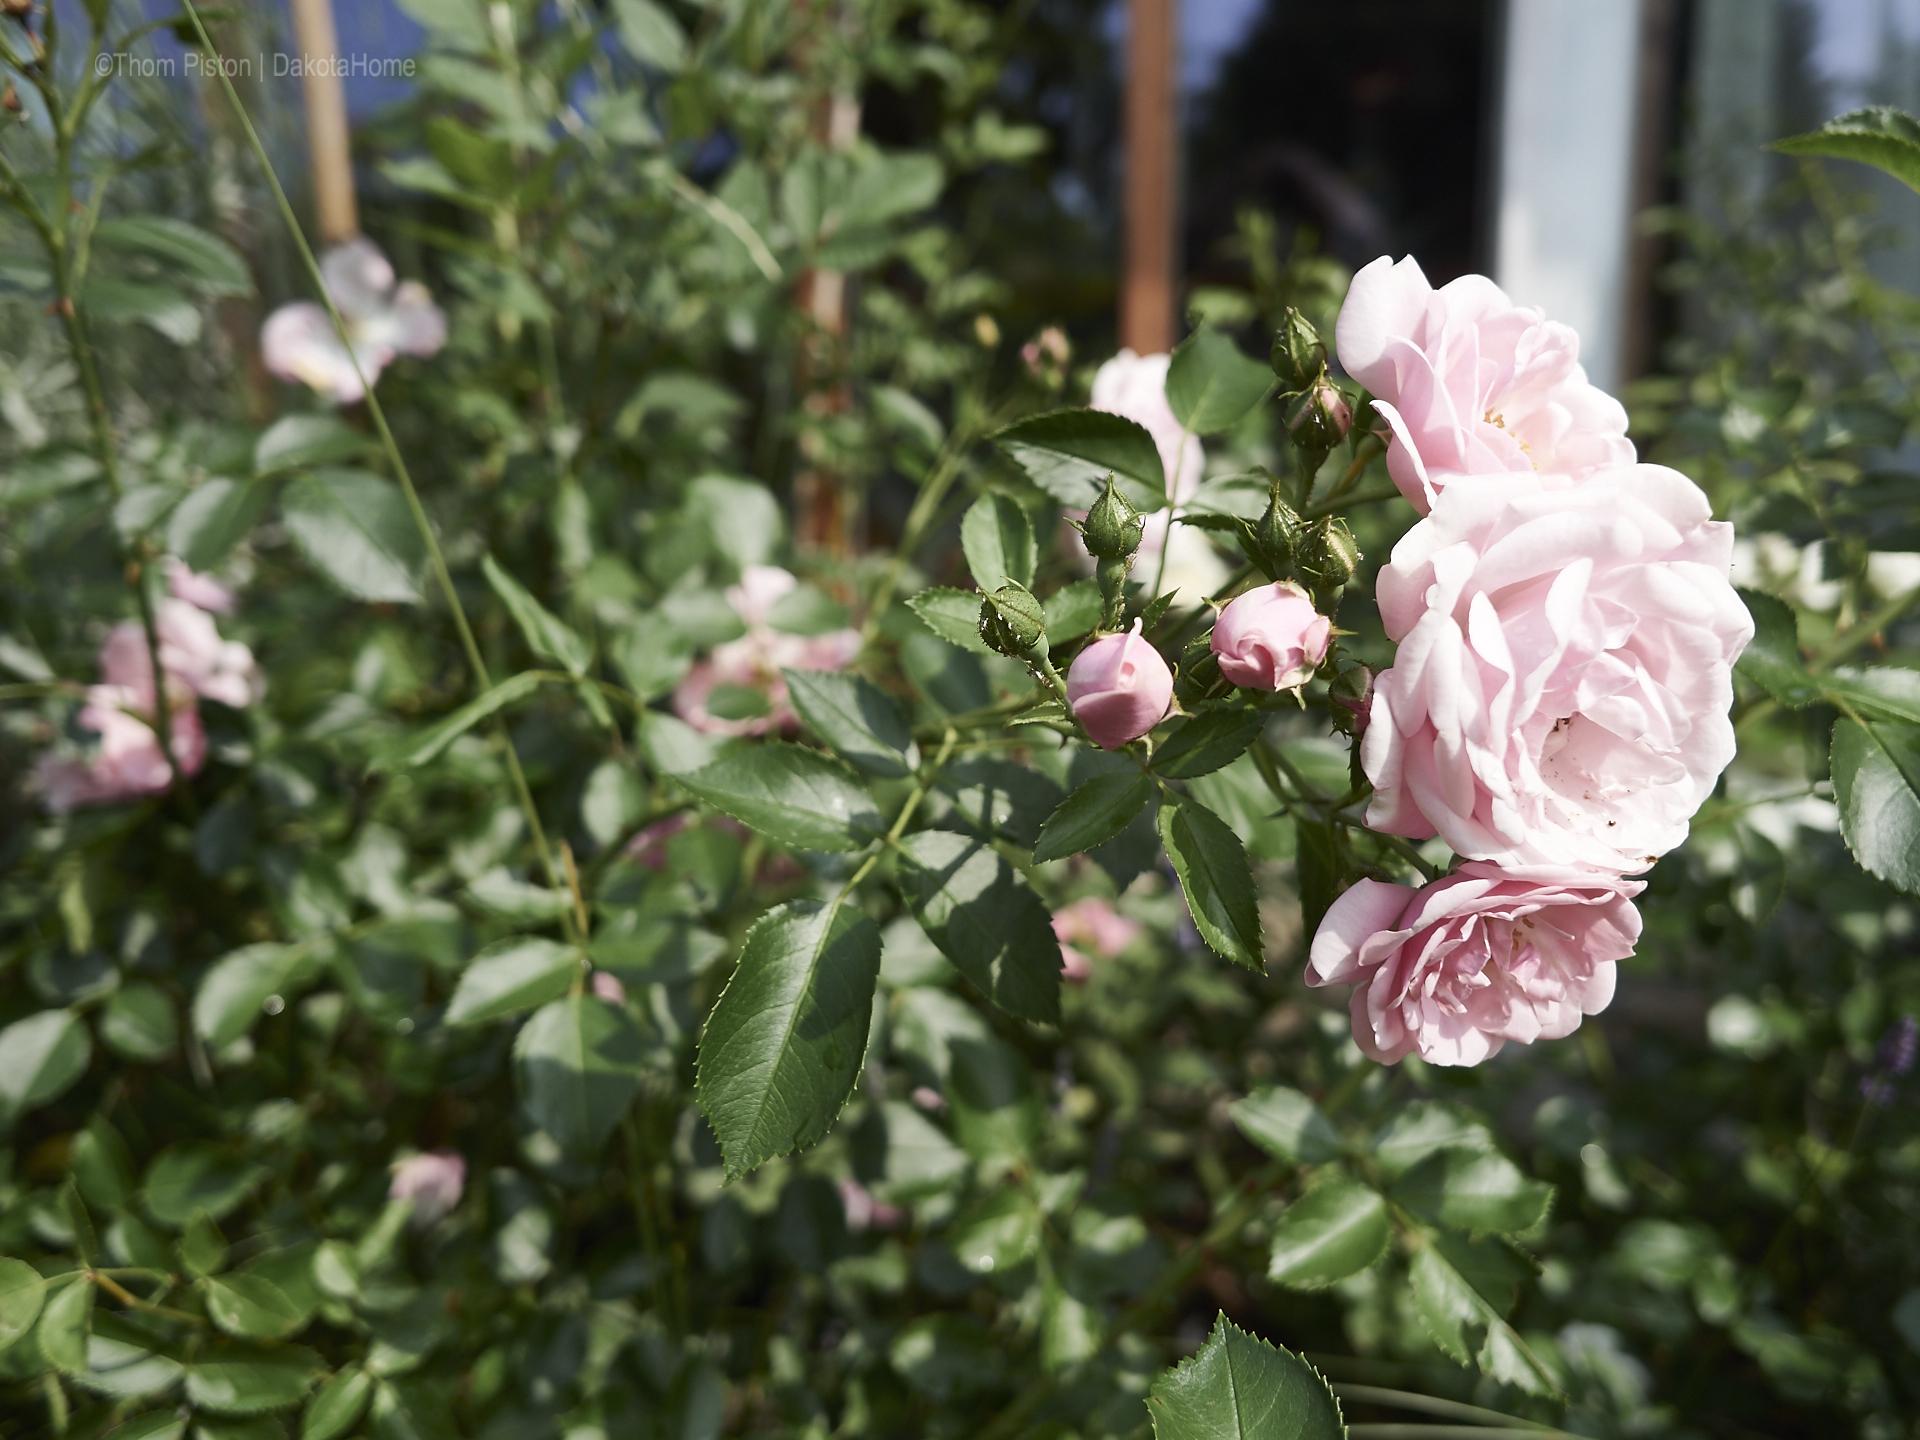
836, 727, 957, 899
179, 0, 577, 940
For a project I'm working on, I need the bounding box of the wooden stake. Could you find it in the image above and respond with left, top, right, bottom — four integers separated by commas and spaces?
288, 0, 358, 245
1121, 0, 1178, 354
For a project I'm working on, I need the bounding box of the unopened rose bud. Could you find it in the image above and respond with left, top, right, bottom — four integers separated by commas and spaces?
1081, 475, 1144, 561
1066, 619, 1173, 750
1328, 662, 1373, 737
1286, 378, 1353, 451
1271, 308, 1327, 392
978, 583, 1048, 660
1210, 582, 1332, 691
1297, 517, 1361, 590
1250, 486, 1301, 578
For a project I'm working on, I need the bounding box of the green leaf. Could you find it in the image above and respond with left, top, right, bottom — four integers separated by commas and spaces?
142, 1145, 268, 1229
638, 709, 721, 775
894, 830, 1063, 1024
935, 758, 1063, 847
947, 1189, 1042, 1276
82, 275, 200, 344
1267, 1180, 1391, 1289
302, 1365, 373, 1440
907, 587, 996, 655
992, 408, 1170, 512
1734, 588, 1820, 707
102, 1414, 185, 1440
678, 743, 882, 853
948, 1037, 1042, 1167
864, 1101, 970, 1201
611, 0, 688, 68
167, 478, 270, 571
1158, 797, 1263, 969
1166, 329, 1276, 436
1826, 666, 1920, 724
1033, 770, 1154, 862
185, 1345, 324, 1414
1153, 710, 1268, 779
0, 1259, 47, 1352
72, 1117, 135, 1210
0, 1009, 91, 1122
36, 1276, 92, 1373
444, 937, 581, 1026
180, 1213, 229, 1278
71, 1315, 185, 1399
98, 982, 178, 1062
890, 1314, 1004, 1401
696, 898, 882, 1181
1370, 1102, 1498, 1178
204, 1275, 304, 1340
1392, 1149, 1554, 1236
1042, 578, 1103, 641
281, 469, 426, 604
93, 216, 252, 296
1773, 106, 1920, 194
1230, 1086, 1344, 1164
482, 555, 592, 677
1410, 1238, 1559, 1396
193, 944, 311, 1049
1832, 718, 1920, 895
375, 671, 545, 772
513, 995, 648, 1156
1146, 1313, 1346, 1440
686, 474, 785, 572
961, 493, 1037, 591
612, 621, 694, 702
784, 669, 920, 778
424, 116, 516, 195
254, 414, 377, 473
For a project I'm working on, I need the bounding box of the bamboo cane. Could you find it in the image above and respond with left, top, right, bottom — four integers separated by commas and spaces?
287, 0, 358, 244
1121, 0, 1178, 354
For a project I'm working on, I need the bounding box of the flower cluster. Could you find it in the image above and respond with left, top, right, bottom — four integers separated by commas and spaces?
1307, 258, 1752, 1065
261, 237, 447, 405
37, 563, 262, 811
673, 566, 863, 737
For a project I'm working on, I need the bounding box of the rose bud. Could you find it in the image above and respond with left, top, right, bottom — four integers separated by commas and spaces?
1328, 662, 1373, 737
389, 1150, 466, 1228
1066, 619, 1173, 749
1210, 582, 1332, 691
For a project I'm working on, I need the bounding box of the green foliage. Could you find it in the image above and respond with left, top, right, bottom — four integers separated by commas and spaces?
1147, 1315, 1345, 1439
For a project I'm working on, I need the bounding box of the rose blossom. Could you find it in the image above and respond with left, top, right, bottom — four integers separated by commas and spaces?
98, 602, 263, 710
672, 565, 862, 737
1066, 620, 1173, 750
261, 237, 446, 405
1053, 896, 1142, 981
838, 1179, 903, 1233
35, 686, 207, 812
591, 970, 627, 1006
1210, 582, 1332, 690
1335, 255, 1634, 514
1307, 863, 1644, 1066
1087, 350, 1231, 599
1362, 466, 1753, 873
389, 1150, 466, 1227
166, 559, 237, 615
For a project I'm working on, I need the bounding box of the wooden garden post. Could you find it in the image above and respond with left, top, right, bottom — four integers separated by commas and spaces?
288, 0, 358, 244
1121, 0, 1178, 354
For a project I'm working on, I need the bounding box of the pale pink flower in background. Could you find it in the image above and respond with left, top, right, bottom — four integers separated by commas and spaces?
838, 1178, 903, 1233
166, 559, 237, 615
672, 565, 862, 737
1335, 255, 1634, 514
95, 605, 261, 710
910, 1086, 947, 1113
1086, 349, 1230, 598
1308, 863, 1644, 1066
591, 970, 628, 1006
1066, 620, 1173, 750
261, 237, 446, 405
389, 1150, 466, 1227
1210, 582, 1332, 691
35, 686, 206, 812
1053, 896, 1142, 981
623, 813, 692, 869
1362, 466, 1752, 873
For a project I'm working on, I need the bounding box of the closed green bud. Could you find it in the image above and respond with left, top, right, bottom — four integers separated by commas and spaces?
979, 583, 1048, 659
1081, 475, 1144, 561
1285, 378, 1352, 452
1271, 308, 1327, 392
1251, 486, 1301, 577
1298, 517, 1362, 590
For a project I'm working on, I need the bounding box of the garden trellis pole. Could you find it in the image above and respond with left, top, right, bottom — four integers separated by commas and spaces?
288, 0, 358, 243
1122, 0, 1178, 354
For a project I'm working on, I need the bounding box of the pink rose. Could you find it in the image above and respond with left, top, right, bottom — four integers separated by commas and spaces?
1066, 620, 1173, 750
838, 1178, 903, 1233
35, 685, 207, 812
1335, 256, 1634, 514
591, 970, 627, 1005
672, 565, 862, 737
1053, 896, 1142, 981
389, 1150, 465, 1227
1362, 467, 1752, 873
97, 604, 262, 710
1307, 863, 1643, 1065
166, 559, 237, 615
1210, 582, 1331, 690
262, 237, 445, 405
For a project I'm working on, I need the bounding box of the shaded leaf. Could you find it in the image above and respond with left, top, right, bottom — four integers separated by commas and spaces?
482, 555, 591, 676
1410, 1239, 1559, 1396
1166, 329, 1275, 435
1735, 588, 1820, 707
1230, 1086, 1343, 1164
992, 408, 1170, 512
1392, 1149, 1554, 1236
282, 469, 425, 604
906, 586, 996, 655
895, 830, 1062, 1024
1832, 718, 1920, 895
0, 1009, 91, 1122
1158, 797, 1262, 969
444, 937, 581, 1026
513, 996, 649, 1157
1154, 710, 1267, 779
784, 669, 919, 778
678, 744, 882, 853
185, 1345, 324, 1414
1034, 770, 1154, 862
